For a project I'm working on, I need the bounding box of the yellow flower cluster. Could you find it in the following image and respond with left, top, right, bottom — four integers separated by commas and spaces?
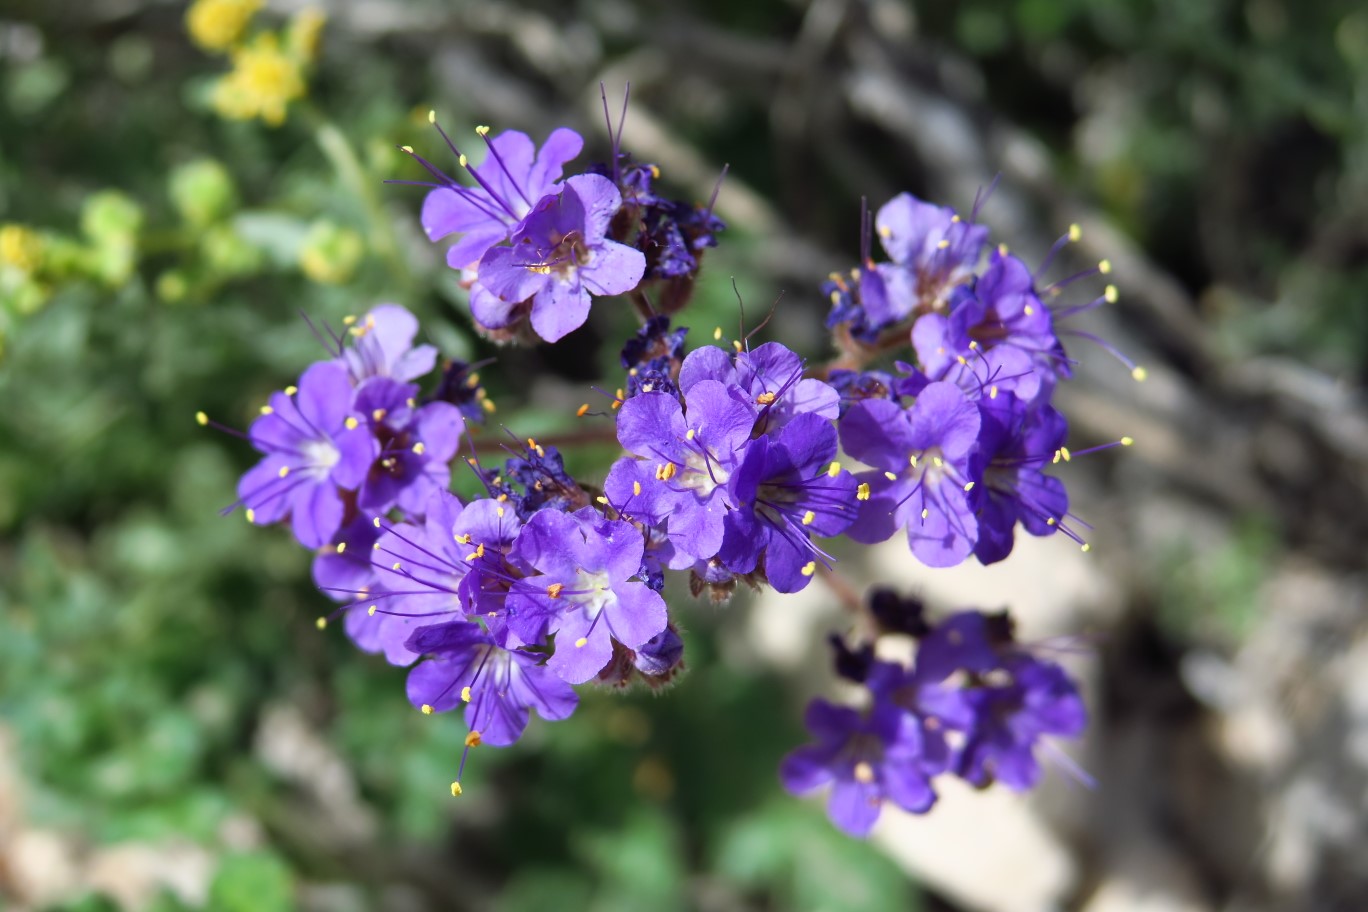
184, 0, 325, 127
185, 0, 262, 53
0, 224, 44, 276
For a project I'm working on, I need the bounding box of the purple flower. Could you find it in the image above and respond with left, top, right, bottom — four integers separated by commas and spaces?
621, 315, 688, 399
506, 509, 667, 684
338, 304, 438, 384
781, 699, 937, 838
427, 358, 494, 425
236, 362, 376, 548
353, 377, 464, 517
475, 174, 646, 342
604, 380, 757, 562
840, 382, 981, 567
956, 655, 1087, 791
678, 342, 839, 433
405, 620, 578, 747
874, 193, 988, 320
865, 659, 976, 776
969, 394, 1070, 564
421, 127, 585, 272
720, 413, 856, 592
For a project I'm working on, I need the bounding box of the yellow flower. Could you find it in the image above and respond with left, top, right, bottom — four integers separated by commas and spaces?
0, 224, 44, 276
185, 0, 262, 53
287, 8, 326, 63
212, 32, 305, 127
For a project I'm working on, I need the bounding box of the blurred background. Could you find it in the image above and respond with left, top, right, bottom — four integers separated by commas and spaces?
2, 0, 1366, 909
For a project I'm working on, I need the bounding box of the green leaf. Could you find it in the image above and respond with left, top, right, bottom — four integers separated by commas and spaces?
208, 851, 296, 912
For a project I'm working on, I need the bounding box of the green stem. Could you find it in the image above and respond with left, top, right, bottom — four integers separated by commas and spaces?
306, 108, 411, 293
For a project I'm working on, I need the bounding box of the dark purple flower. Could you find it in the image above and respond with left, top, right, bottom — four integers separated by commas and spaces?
353, 377, 463, 517
866, 588, 930, 638
489, 440, 590, 521
405, 620, 578, 747
604, 380, 757, 562
237, 362, 376, 548
506, 509, 667, 684
427, 358, 494, 425
827, 368, 896, 417
781, 698, 937, 838
840, 382, 981, 567
719, 413, 856, 592
338, 303, 438, 384
621, 315, 688, 399
475, 174, 646, 342
969, 394, 1070, 564
421, 127, 584, 272
956, 655, 1087, 792
865, 659, 976, 776
679, 342, 839, 434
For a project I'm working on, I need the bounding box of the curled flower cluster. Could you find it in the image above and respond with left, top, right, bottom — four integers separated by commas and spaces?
215, 107, 1123, 831
783, 590, 1087, 837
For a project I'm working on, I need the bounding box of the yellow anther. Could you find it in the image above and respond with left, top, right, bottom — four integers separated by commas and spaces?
428, 109, 436, 123
575, 637, 589, 648
968, 340, 979, 350
1104, 284, 1118, 303
454, 533, 471, 544
957, 355, 968, 366
315, 617, 327, 630
260, 405, 273, 415
932, 456, 943, 468
367, 605, 376, 616
989, 386, 999, 399
854, 761, 875, 783
577, 403, 590, 417
1024, 305, 1035, 316
547, 583, 564, 599
278, 466, 289, 478
633, 481, 642, 496
921, 508, 930, 519
458, 153, 468, 167
1131, 366, 1148, 382
1046, 517, 1057, 526
685, 428, 696, 440
801, 562, 817, 577
950, 214, 961, 223
596, 496, 609, 504
909, 454, 918, 467
496, 506, 505, 517
827, 461, 842, 477
801, 510, 816, 526
1098, 259, 1112, 274
450, 781, 463, 797
877, 224, 892, 238
713, 326, 723, 340
856, 483, 871, 501
998, 243, 1009, 256
1068, 223, 1081, 242
421, 704, 433, 715
465, 730, 482, 748
482, 398, 497, 413
964, 481, 975, 492
1060, 447, 1072, 462
1081, 543, 1092, 553
1120, 436, 1134, 446
342, 315, 357, 325
936, 239, 950, 249
649, 165, 660, 179
884, 471, 897, 480
829, 290, 841, 304
400, 145, 414, 154
467, 372, 480, 386
245, 508, 256, 523
475, 125, 490, 136
196, 411, 209, 426
733, 339, 743, 353
336, 542, 347, 554
343, 416, 357, 430
373, 516, 382, 527
412, 442, 425, 455
1052, 450, 1062, 465
461, 686, 472, 702
284, 385, 297, 396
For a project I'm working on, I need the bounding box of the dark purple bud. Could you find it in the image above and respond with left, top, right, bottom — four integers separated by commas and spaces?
867, 588, 930, 637
828, 634, 874, 683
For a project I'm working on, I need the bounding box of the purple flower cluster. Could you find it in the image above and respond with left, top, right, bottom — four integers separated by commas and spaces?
215, 123, 1126, 835
408, 113, 724, 344
782, 592, 1087, 837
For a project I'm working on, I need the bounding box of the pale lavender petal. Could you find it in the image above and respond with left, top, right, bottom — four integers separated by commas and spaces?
529, 278, 591, 343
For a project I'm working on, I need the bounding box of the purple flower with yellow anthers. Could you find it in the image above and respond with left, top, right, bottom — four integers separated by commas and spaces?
352, 377, 463, 517
840, 382, 981, 568
337, 303, 438, 385
404, 619, 578, 799
505, 508, 667, 685
969, 393, 1071, 564
780, 698, 938, 838
235, 362, 376, 549
428, 358, 496, 425
474, 174, 646, 342
717, 412, 857, 593
621, 315, 688, 399
679, 342, 839, 434
874, 192, 989, 320
603, 379, 757, 563
415, 123, 585, 272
